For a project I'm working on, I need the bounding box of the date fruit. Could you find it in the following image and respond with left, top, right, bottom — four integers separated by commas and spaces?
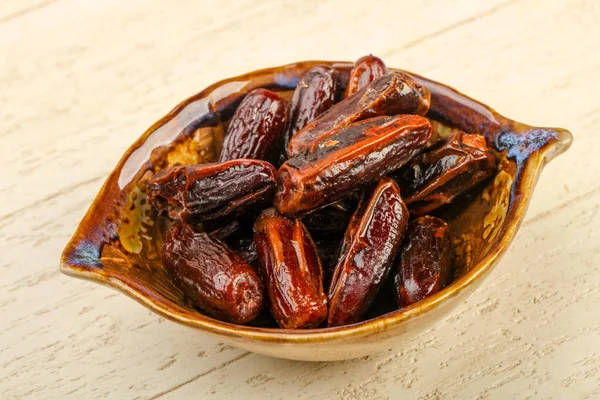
344, 55, 387, 98
162, 222, 264, 324
254, 208, 327, 329
275, 115, 432, 217
394, 131, 496, 215
287, 71, 430, 156
219, 88, 287, 163
147, 159, 277, 223
327, 178, 409, 326
283, 66, 340, 157
394, 216, 452, 307
147, 56, 500, 329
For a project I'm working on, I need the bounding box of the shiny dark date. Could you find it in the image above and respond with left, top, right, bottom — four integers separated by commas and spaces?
162, 222, 264, 324
148, 56, 501, 329
219, 88, 287, 163
327, 178, 409, 326
275, 115, 431, 217
283, 66, 340, 157
394, 216, 452, 307
344, 55, 387, 98
394, 131, 496, 215
254, 208, 327, 329
147, 159, 277, 223
287, 71, 430, 156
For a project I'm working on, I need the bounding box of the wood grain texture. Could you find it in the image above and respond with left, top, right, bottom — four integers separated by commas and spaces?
1, 0, 598, 398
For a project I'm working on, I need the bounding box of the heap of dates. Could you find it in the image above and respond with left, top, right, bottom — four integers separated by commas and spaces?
147, 55, 497, 329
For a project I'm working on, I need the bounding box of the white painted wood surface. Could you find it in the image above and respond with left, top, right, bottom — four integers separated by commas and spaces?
1, 0, 599, 398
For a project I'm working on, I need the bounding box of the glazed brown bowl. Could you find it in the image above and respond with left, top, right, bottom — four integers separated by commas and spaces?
60, 61, 572, 361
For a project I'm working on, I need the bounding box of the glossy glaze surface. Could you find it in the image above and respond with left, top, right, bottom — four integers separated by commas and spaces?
60, 60, 572, 361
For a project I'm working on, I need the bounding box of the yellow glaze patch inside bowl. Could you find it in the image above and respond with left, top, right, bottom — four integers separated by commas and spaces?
60, 61, 572, 361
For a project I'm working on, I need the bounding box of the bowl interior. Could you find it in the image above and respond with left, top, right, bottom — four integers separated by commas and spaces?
60, 61, 572, 339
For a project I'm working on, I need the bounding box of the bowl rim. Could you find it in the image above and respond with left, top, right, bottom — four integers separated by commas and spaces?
60, 60, 573, 343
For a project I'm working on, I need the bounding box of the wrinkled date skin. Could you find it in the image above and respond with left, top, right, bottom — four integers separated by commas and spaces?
147, 159, 277, 223
395, 216, 452, 307
344, 55, 387, 98
219, 88, 287, 163
254, 208, 327, 329
283, 66, 340, 157
275, 115, 432, 217
394, 131, 496, 216
327, 178, 409, 327
287, 71, 430, 157
162, 222, 264, 324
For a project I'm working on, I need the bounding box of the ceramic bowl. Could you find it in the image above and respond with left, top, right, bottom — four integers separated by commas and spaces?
60, 61, 572, 361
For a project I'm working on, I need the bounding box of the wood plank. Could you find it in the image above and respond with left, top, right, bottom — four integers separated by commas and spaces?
383, 0, 600, 222
0, 0, 60, 23
0, 0, 515, 219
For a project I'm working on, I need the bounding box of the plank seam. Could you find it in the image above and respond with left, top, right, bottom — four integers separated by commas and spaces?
0, 173, 107, 222
0, 0, 62, 24
147, 352, 251, 399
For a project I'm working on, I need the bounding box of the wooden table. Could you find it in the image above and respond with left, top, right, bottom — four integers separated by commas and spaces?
2, 0, 599, 398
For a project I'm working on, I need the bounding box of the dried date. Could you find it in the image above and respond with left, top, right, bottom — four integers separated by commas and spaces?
327, 178, 409, 326
219, 88, 287, 163
254, 208, 327, 329
283, 66, 340, 158
275, 115, 431, 217
149, 56, 500, 329
147, 159, 277, 223
162, 222, 264, 324
394, 216, 452, 307
344, 55, 387, 98
287, 71, 430, 156
394, 131, 496, 215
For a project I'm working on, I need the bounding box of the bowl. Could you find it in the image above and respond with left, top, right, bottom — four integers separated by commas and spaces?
60, 61, 572, 361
